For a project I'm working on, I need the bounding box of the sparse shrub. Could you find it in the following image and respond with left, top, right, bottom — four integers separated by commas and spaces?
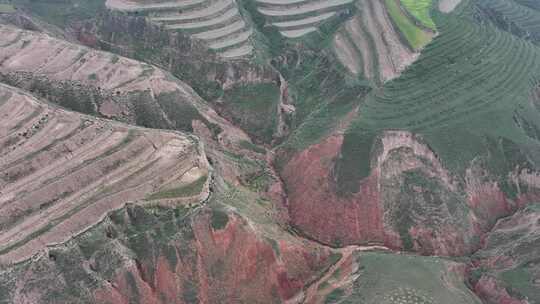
210, 208, 229, 230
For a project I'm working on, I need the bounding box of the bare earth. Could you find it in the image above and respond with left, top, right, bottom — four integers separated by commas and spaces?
334, 0, 421, 83
0, 25, 251, 146
0, 84, 210, 265
439, 0, 462, 13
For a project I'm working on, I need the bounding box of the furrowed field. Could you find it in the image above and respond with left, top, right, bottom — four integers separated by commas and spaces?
336, 7, 540, 192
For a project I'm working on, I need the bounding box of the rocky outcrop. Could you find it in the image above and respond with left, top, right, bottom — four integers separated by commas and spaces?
470, 204, 540, 304
473, 276, 528, 304
279, 130, 540, 256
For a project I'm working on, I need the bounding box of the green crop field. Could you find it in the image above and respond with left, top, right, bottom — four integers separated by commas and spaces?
147, 175, 208, 200
333, 252, 481, 304
401, 0, 436, 30
336, 9, 540, 193
477, 0, 540, 44
384, 0, 432, 49
0, 4, 15, 13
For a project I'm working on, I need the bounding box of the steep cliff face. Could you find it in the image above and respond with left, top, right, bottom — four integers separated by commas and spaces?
279, 130, 540, 256
0, 204, 335, 304
470, 204, 540, 304
281, 134, 390, 248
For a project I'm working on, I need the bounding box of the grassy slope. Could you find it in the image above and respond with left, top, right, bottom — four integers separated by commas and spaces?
333, 252, 481, 304
400, 0, 436, 30
385, 0, 432, 49
147, 175, 208, 200
336, 8, 540, 193
12, 0, 105, 26
476, 0, 540, 45
0, 4, 15, 13
221, 83, 280, 143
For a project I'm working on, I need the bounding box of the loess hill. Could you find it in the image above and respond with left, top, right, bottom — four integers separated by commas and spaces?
1, 0, 540, 303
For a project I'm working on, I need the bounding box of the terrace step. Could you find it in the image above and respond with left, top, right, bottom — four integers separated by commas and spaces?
281, 27, 317, 38
193, 19, 245, 40
257, 0, 352, 16
150, 0, 234, 21
106, 0, 206, 11
219, 43, 253, 58
272, 12, 335, 28
255, 0, 353, 38
106, 0, 254, 59
164, 7, 239, 29
209, 29, 252, 49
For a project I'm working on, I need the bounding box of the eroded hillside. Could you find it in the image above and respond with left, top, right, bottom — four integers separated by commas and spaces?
2, 0, 540, 303
0, 83, 210, 264
0, 24, 254, 147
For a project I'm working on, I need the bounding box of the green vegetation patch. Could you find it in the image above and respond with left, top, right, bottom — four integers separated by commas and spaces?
400, 0, 436, 30
239, 0, 286, 58
221, 83, 280, 143
274, 50, 369, 170
499, 265, 540, 301
340, 252, 481, 304
210, 208, 229, 230
280, 85, 366, 154
239, 140, 266, 154
0, 3, 15, 13
157, 91, 222, 137
333, 127, 376, 194
325, 288, 345, 304
476, 0, 540, 45
13, 0, 105, 27
147, 175, 207, 200
524, 203, 540, 212
385, 0, 433, 49
336, 11, 540, 192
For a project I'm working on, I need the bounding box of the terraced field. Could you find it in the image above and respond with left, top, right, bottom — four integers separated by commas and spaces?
477, 0, 540, 45
0, 24, 250, 145
255, 0, 354, 38
384, 0, 433, 49
106, 0, 255, 59
337, 9, 540, 185
401, 0, 436, 29
0, 3, 15, 13
333, 0, 421, 83
0, 84, 210, 264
